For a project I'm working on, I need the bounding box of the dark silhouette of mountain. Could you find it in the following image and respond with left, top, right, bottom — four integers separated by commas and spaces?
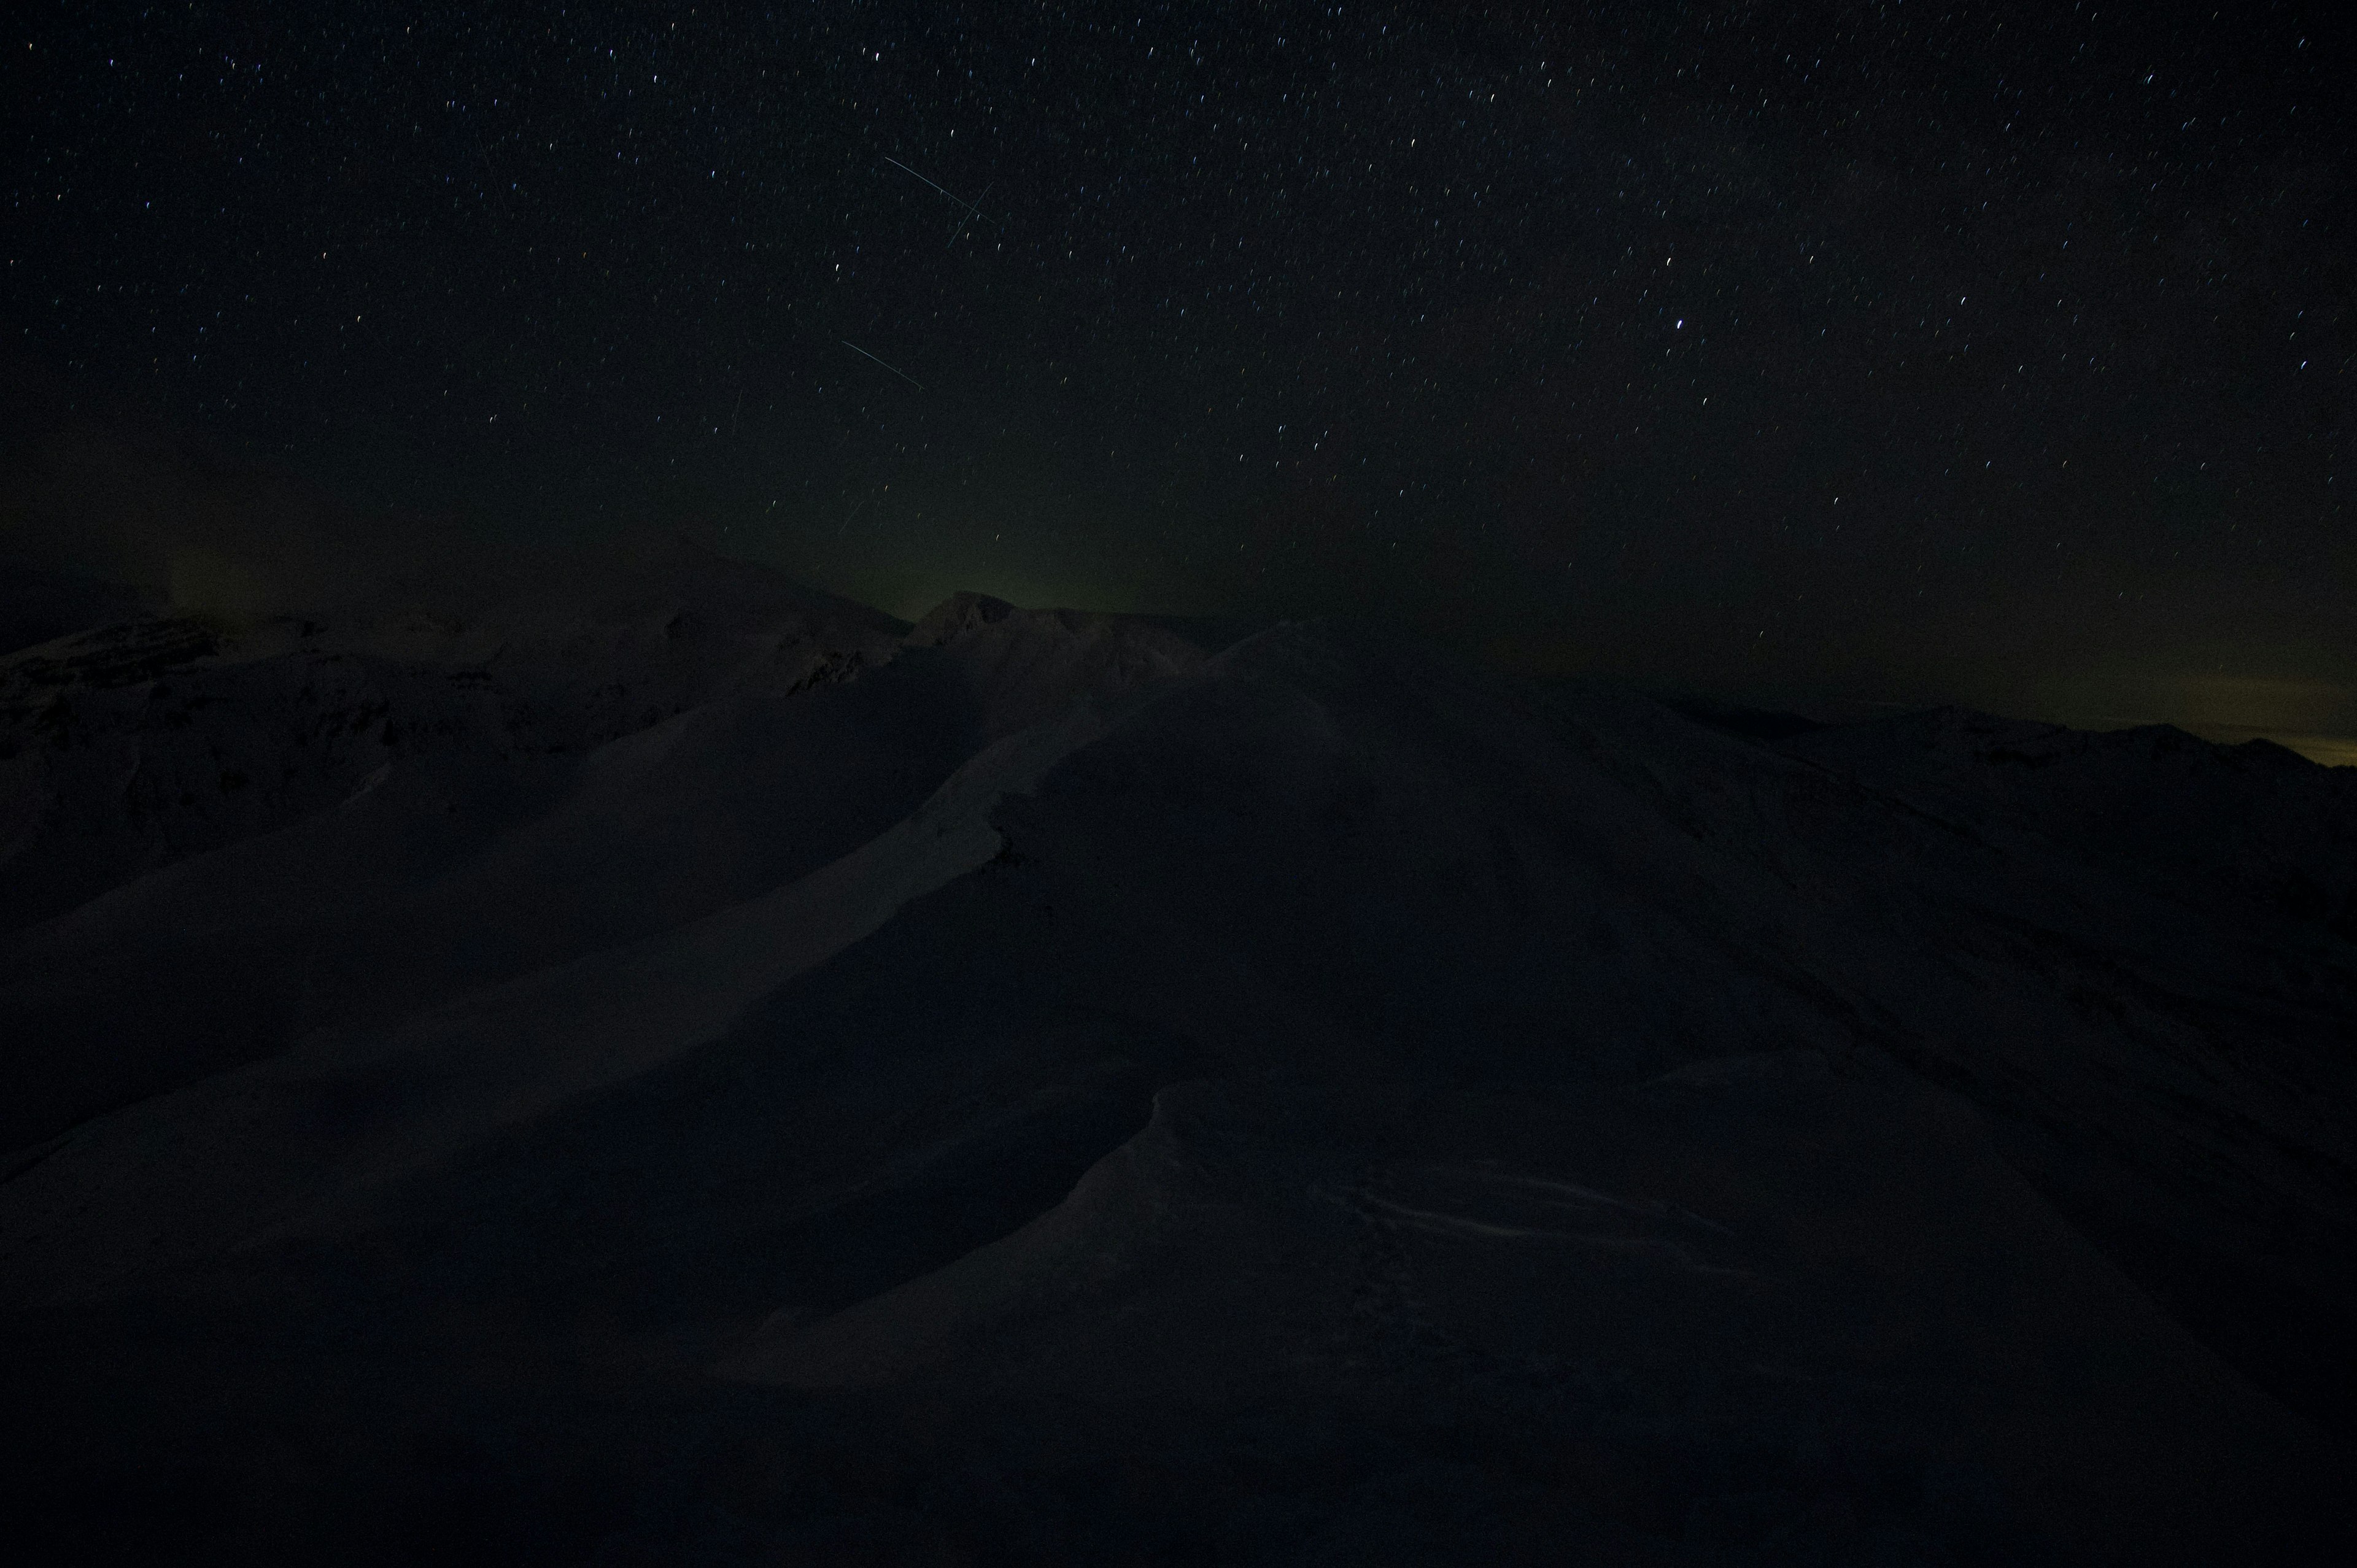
1662, 695, 1827, 743
0, 565, 145, 660
2, 546, 2352, 1565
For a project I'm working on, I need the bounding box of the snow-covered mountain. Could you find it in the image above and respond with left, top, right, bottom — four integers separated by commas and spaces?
1, 550, 2351, 1564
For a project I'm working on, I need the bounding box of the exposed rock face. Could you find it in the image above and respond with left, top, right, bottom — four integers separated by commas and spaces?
1, 574, 2351, 1564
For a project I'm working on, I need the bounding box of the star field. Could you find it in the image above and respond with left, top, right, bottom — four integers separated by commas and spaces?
7, 1, 2351, 740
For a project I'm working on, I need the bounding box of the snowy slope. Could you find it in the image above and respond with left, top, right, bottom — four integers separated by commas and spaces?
1, 590, 2351, 1564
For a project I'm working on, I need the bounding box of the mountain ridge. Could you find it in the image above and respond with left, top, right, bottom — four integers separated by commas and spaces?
2, 552, 2352, 1562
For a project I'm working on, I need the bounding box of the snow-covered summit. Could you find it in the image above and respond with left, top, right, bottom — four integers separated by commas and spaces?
1, 561, 2351, 1562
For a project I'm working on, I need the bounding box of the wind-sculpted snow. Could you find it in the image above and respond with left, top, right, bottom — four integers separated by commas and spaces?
729, 1073, 2338, 1561
1, 581, 2351, 1564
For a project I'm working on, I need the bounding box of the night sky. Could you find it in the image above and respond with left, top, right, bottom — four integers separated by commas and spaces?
7, 1, 2352, 751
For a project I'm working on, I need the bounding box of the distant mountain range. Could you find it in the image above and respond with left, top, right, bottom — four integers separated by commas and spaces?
2, 544, 2352, 1564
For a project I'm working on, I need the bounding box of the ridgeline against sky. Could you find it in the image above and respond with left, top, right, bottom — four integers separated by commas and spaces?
6, 0, 2350, 748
